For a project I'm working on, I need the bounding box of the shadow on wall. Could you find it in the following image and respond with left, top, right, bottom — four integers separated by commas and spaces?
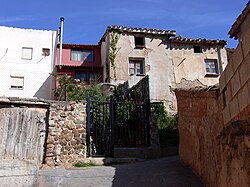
34, 75, 55, 100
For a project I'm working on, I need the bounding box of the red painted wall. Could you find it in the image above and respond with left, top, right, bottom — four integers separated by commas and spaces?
56, 44, 103, 84
56, 44, 101, 67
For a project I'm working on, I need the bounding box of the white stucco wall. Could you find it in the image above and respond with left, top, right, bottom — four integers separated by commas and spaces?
0, 26, 57, 99
171, 44, 228, 86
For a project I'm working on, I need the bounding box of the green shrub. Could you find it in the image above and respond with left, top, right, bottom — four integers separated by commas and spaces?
55, 75, 106, 101
152, 103, 179, 147
73, 162, 97, 167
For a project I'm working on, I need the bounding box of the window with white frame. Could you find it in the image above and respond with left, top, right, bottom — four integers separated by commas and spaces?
205, 59, 219, 75
22, 47, 33, 60
10, 76, 24, 89
129, 59, 144, 75
71, 49, 94, 62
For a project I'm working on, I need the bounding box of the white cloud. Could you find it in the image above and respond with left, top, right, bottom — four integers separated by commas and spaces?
0, 17, 33, 23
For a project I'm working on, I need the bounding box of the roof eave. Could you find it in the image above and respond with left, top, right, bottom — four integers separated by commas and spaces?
228, 1, 250, 39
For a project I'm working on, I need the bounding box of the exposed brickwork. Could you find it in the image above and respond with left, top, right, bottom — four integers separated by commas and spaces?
175, 87, 250, 187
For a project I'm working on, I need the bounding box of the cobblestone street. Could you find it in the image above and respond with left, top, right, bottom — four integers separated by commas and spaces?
38, 156, 203, 187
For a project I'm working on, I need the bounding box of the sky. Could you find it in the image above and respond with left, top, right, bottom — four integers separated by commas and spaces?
1, 0, 249, 48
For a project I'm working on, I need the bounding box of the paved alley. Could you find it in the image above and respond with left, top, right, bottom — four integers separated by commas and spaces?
37, 156, 203, 187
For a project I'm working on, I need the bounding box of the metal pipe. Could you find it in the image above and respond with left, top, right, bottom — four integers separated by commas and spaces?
59, 17, 64, 68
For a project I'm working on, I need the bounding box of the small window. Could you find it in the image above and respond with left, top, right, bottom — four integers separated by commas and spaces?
22, 47, 33, 60
75, 72, 87, 81
71, 49, 94, 62
10, 76, 24, 90
193, 46, 202, 53
134, 36, 145, 48
42, 48, 50, 56
205, 59, 219, 75
129, 59, 144, 75
89, 72, 98, 82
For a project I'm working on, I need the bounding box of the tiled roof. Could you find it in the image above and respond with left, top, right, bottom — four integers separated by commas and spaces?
106, 25, 176, 36
170, 35, 227, 46
174, 84, 219, 92
229, 1, 250, 39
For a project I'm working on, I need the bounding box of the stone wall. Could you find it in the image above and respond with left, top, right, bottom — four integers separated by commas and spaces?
175, 85, 250, 187
175, 3, 250, 186
44, 101, 87, 168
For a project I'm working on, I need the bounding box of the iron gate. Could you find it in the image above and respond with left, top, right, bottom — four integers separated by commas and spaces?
86, 97, 150, 157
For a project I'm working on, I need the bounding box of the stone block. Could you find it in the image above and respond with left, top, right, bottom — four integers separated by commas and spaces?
237, 84, 250, 112
65, 120, 75, 130
78, 128, 86, 133
224, 59, 235, 84
241, 32, 250, 57
230, 71, 241, 97
60, 112, 67, 118
64, 133, 74, 141
219, 71, 226, 91
47, 136, 54, 144
225, 83, 232, 106
232, 43, 244, 71
244, 135, 250, 148
223, 106, 231, 125
238, 54, 250, 86
229, 96, 240, 119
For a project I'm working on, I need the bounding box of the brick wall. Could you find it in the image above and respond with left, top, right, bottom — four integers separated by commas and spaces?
175, 86, 250, 187
175, 87, 222, 186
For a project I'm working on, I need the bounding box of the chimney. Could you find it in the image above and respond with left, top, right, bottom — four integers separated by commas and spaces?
59, 17, 64, 68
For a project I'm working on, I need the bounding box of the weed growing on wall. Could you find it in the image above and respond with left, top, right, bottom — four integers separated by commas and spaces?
152, 103, 179, 147
109, 32, 120, 80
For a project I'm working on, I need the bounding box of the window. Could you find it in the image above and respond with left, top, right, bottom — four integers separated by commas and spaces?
42, 48, 50, 56
205, 59, 219, 75
10, 76, 24, 89
75, 72, 87, 81
193, 46, 202, 53
22, 47, 33, 60
71, 49, 94, 62
134, 36, 145, 48
129, 59, 144, 75
89, 72, 98, 82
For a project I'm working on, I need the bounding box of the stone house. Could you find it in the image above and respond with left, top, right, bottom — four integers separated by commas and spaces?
56, 44, 103, 84
0, 26, 57, 99
99, 26, 228, 113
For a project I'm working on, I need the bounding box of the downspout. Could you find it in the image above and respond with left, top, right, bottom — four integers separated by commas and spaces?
59, 17, 64, 69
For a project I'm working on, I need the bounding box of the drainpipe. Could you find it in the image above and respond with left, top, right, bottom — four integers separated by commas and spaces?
59, 17, 64, 69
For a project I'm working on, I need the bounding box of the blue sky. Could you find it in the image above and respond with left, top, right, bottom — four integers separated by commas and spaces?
1, 0, 249, 48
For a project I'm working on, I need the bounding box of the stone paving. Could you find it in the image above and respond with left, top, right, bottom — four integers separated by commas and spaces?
37, 156, 203, 187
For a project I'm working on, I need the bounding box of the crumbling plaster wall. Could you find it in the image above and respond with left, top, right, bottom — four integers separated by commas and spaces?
108, 32, 176, 112
171, 44, 228, 86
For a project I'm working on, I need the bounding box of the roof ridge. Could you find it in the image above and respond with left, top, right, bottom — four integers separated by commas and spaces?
106, 25, 176, 36
171, 35, 227, 45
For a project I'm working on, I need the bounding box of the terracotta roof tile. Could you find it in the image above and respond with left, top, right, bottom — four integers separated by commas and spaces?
107, 25, 176, 36
170, 35, 227, 46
